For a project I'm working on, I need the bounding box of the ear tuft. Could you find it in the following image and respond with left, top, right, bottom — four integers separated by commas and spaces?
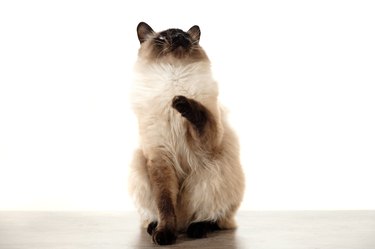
137, 22, 155, 44
187, 25, 201, 43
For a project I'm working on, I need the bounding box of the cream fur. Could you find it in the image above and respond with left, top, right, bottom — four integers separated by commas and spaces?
129, 58, 245, 231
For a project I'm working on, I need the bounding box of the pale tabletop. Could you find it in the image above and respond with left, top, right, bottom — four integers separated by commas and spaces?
0, 211, 374, 249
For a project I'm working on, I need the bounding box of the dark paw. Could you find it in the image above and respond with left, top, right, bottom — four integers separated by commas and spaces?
147, 221, 158, 235
209, 222, 221, 231
172, 95, 192, 117
187, 222, 209, 238
187, 221, 220, 239
152, 228, 177, 245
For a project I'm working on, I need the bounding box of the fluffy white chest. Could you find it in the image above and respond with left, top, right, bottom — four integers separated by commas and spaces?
131, 62, 218, 157
132, 62, 216, 109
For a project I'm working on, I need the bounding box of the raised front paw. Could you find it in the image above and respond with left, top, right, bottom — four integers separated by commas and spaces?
152, 228, 177, 245
172, 95, 208, 134
172, 95, 192, 117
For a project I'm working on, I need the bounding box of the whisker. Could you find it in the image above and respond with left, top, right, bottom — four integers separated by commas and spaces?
157, 46, 170, 58
153, 41, 165, 46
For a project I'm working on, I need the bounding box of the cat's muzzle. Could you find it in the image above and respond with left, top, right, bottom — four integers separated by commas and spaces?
172, 33, 190, 49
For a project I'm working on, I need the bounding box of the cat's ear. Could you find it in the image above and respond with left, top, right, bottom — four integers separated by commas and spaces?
187, 25, 201, 43
137, 22, 155, 44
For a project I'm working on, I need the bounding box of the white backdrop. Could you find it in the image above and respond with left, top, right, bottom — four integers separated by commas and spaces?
0, 0, 374, 211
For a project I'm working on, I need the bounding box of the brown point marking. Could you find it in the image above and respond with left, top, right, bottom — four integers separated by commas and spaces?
172, 96, 219, 152
158, 190, 176, 220
147, 155, 178, 230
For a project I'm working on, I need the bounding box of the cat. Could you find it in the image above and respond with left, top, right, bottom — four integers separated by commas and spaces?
129, 22, 245, 245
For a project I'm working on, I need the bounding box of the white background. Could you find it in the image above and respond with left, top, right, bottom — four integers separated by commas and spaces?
0, 0, 374, 211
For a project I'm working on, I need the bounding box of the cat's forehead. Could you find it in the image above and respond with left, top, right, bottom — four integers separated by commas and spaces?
159, 28, 187, 37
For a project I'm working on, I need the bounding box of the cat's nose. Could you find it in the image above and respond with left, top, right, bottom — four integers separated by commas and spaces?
172, 33, 190, 48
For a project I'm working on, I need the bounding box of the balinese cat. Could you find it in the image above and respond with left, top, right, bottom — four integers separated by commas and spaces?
129, 22, 245, 245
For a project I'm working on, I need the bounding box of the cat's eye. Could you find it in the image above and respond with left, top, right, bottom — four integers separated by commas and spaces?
156, 36, 166, 41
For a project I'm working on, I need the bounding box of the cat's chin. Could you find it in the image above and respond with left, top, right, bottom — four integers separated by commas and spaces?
154, 50, 193, 64
166, 45, 188, 55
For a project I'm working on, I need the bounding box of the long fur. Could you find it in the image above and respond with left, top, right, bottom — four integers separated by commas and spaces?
129, 23, 245, 237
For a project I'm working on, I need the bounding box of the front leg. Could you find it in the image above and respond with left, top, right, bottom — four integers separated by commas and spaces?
172, 95, 219, 150
146, 151, 178, 245
172, 95, 208, 134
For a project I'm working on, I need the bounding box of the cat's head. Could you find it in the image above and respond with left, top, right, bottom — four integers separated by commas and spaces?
136, 22, 208, 63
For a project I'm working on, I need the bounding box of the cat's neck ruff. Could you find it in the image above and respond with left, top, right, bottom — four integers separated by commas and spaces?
134, 60, 212, 80
133, 60, 218, 101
